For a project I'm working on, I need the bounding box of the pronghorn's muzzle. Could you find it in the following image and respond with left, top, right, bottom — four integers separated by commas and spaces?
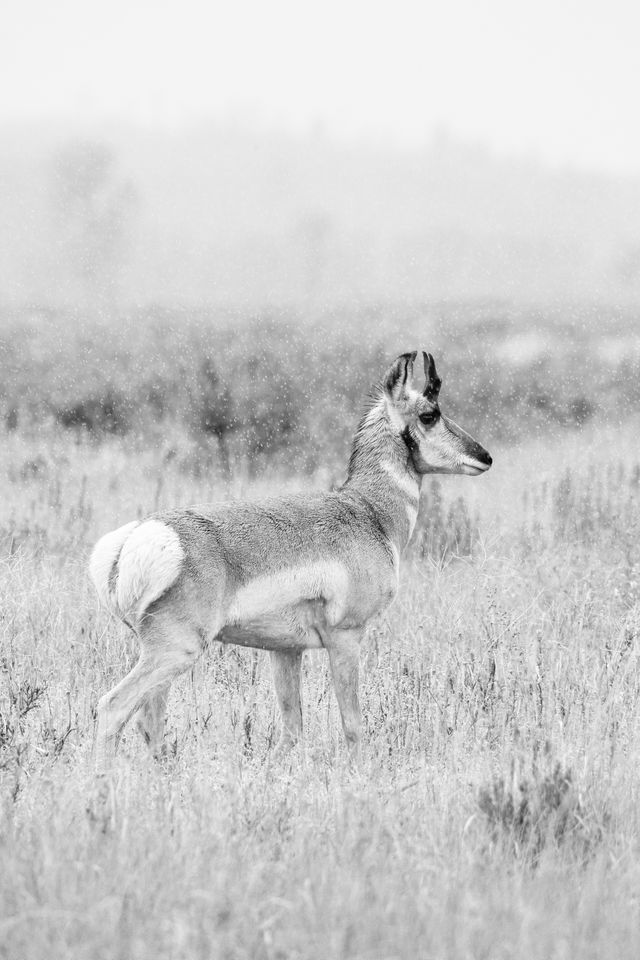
442, 416, 493, 476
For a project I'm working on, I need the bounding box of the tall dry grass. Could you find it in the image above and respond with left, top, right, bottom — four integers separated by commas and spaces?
2, 418, 640, 958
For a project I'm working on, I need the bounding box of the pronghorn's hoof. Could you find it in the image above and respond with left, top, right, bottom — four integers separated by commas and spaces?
152, 735, 178, 764
345, 753, 363, 776
270, 740, 303, 775
86, 774, 116, 832
273, 737, 301, 759
348, 753, 362, 771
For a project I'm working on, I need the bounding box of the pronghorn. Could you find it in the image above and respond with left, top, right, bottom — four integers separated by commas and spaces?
89, 351, 491, 772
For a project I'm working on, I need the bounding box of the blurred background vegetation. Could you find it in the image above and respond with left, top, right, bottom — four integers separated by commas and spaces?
0, 302, 640, 479
2, 293, 639, 481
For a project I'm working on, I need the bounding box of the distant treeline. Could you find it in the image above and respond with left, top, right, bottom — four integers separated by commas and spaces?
4, 130, 640, 310
2, 303, 639, 477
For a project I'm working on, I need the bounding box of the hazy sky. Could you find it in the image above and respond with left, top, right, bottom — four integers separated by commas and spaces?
2, 0, 639, 174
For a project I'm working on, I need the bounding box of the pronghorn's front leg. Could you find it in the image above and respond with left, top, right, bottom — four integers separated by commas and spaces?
322, 628, 363, 763
269, 649, 303, 753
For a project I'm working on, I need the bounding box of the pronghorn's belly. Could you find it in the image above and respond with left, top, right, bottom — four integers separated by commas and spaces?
217, 604, 325, 651
220, 552, 398, 648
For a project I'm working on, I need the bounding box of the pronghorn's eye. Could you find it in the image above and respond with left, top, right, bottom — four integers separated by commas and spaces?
419, 410, 439, 426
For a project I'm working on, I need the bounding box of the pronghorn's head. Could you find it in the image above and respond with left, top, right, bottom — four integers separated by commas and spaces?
382, 351, 492, 477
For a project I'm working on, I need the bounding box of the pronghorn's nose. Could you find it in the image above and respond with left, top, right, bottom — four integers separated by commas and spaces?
442, 416, 492, 475
466, 440, 492, 470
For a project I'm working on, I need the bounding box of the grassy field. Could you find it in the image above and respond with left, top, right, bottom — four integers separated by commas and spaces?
3, 304, 640, 958
2, 403, 640, 958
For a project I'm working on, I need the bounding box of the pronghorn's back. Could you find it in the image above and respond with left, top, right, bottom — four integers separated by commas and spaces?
90, 350, 492, 773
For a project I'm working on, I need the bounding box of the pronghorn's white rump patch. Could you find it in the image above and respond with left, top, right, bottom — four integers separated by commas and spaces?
115, 520, 185, 620
227, 561, 350, 626
89, 521, 140, 606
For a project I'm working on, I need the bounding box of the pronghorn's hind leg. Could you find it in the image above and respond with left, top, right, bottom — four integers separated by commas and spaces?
269, 649, 303, 753
95, 613, 202, 775
136, 683, 171, 759
321, 627, 364, 765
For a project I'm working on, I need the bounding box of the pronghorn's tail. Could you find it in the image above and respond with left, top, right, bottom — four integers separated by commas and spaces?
89, 519, 185, 623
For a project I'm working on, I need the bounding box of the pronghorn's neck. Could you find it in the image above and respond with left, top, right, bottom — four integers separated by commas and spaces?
343, 395, 420, 552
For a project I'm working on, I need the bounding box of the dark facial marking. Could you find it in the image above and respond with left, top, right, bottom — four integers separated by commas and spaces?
401, 425, 417, 452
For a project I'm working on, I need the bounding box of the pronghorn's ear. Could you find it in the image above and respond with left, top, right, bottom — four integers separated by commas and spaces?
422, 351, 442, 401
383, 351, 418, 402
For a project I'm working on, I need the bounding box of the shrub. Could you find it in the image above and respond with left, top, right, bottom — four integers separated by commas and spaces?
478, 761, 603, 864
54, 387, 130, 435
